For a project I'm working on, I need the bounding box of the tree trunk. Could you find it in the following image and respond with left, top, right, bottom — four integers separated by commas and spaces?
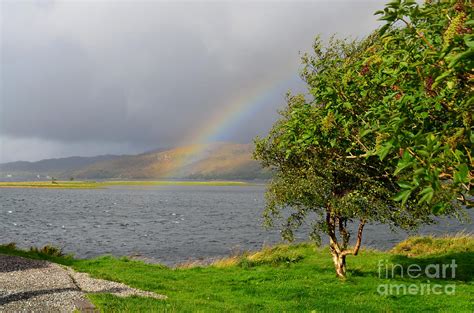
326, 212, 366, 279
332, 253, 347, 278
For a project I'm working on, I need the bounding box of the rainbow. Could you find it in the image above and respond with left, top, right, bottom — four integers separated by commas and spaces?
165, 68, 300, 178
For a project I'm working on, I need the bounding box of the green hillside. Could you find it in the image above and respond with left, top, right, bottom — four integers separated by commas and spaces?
0, 143, 269, 180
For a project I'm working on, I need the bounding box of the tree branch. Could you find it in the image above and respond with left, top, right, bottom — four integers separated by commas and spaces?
326, 211, 341, 254
337, 217, 350, 250
400, 18, 435, 51
352, 219, 365, 256
341, 219, 366, 256
351, 135, 369, 153
345, 153, 371, 159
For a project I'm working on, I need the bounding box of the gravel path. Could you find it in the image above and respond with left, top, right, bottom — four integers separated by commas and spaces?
0, 254, 166, 312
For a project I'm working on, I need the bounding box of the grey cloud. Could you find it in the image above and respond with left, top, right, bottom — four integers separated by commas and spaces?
0, 0, 383, 162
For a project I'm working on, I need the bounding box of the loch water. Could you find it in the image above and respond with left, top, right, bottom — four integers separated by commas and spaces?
1, 185, 472, 264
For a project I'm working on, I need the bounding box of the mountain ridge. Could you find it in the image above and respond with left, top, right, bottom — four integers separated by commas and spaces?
0, 143, 269, 180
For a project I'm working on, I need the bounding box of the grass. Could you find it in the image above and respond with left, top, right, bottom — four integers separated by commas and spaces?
0, 235, 473, 312
391, 232, 474, 257
0, 180, 253, 189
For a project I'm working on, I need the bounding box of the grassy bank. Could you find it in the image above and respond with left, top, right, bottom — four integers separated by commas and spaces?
0, 234, 473, 312
0, 180, 252, 189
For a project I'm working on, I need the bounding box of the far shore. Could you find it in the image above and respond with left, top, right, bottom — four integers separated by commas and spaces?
0, 180, 259, 189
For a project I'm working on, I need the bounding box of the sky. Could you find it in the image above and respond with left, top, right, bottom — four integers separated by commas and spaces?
0, 0, 383, 163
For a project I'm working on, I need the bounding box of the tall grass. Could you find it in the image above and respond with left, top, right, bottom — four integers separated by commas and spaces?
391, 232, 474, 257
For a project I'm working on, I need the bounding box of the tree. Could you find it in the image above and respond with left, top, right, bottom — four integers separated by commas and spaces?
254, 0, 470, 278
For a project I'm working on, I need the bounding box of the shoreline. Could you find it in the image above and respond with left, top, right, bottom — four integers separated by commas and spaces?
3, 232, 472, 267
0, 180, 259, 189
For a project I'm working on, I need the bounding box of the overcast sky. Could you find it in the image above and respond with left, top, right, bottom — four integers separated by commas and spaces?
0, 0, 383, 163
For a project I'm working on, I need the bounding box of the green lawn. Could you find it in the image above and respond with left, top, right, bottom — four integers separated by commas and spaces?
1, 235, 472, 312
0, 180, 252, 189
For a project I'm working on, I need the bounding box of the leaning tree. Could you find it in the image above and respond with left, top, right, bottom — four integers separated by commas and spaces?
254, 0, 471, 278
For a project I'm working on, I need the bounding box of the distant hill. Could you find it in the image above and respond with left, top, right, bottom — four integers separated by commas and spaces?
0, 155, 122, 179
0, 143, 269, 180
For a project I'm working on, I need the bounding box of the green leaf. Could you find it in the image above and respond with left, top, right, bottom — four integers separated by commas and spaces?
379, 24, 390, 35
418, 186, 434, 205
449, 49, 474, 68
432, 70, 453, 88
377, 141, 394, 161
394, 159, 414, 175
393, 189, 411, 206
464, 34, 474, 48
432, 202, 445, 215
359, 128, 372, 138
397, 181, 412, 189
343, 102, 353, 109
453, 164, 469, 184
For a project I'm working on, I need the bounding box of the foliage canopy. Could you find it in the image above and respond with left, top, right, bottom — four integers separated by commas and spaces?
254, 0, 472, 277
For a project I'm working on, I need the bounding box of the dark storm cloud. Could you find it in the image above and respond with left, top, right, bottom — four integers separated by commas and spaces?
0, 0, 383, 162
